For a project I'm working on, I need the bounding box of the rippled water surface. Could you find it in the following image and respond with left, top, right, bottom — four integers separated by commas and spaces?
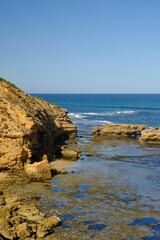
38, 135, 160, 239
35, 94, 160, 239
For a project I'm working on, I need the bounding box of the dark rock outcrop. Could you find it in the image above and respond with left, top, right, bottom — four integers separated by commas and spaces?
139, 127, 160, 144
0, 78, 77, 170
92, 123, 146, 137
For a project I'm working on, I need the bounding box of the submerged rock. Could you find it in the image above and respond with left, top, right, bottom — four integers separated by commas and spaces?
139, 127, 160, 144
86, 152, 93, 157
0, 78, 77, 170
92, 124, 146, 137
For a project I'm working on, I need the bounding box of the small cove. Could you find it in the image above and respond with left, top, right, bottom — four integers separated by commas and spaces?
35, 94, 160, 239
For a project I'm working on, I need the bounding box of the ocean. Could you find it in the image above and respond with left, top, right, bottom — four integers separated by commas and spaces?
32, 94, 160, 239
32, 94, 160, 131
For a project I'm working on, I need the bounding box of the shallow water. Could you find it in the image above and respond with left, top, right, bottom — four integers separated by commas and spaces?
34, 94, 160, 239
38, 134, 160, 239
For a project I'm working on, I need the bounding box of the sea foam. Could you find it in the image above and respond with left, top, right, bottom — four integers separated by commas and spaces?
69, 111, 137, 119
69, 113, 85, 120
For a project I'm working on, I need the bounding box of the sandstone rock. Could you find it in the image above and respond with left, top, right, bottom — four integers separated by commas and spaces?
87, 152, 93, 157
17, 205, 45, 222
111, 144, 117, 147
61, 147, 80, 159
25, 160, 52, 180
61, 170, 68, 174
0, 78, 77, 170
42, 154, 48, 161
76, 148, 82, 153
0, 217, 15, 240
92, 124, 146, 137
16, 222, 31, 239
37, 215, 61, 238
28, 223, 37, 234
0, 197, 6, 206
139, 127, 160, 143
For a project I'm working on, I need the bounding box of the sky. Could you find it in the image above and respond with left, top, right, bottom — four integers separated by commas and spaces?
0, 0, 160, 93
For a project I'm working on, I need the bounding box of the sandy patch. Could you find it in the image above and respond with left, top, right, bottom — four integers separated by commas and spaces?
50, 159, 76, 171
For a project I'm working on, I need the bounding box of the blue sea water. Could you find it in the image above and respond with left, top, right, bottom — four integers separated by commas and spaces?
33, 94, 160, 239
32, 94, 160, 130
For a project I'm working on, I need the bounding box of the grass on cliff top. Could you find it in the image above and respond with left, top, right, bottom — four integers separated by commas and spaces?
0, 77, 19, 90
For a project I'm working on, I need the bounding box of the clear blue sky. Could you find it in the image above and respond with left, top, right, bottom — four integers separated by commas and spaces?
0, 0, 160, 93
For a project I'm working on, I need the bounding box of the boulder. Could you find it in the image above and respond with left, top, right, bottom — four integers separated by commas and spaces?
17, 205, 45, 222
92, 124, 146, 137
24, 160, 52, 180
16, 222, 31, 239
139, 127, 160, 144
61, 147, 80, 159
42, 154, 48, 161
37, 215, 61, 238
87, 152, 93, 157
0, 218, 15, 240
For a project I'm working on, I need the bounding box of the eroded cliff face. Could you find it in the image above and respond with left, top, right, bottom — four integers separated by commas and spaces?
0, 78, 77, 170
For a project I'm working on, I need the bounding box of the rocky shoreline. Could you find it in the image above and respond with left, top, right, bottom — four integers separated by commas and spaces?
1, 78, 160, 239
92, 123, 160, 144
0, 78, 78, 239
0, 158, 78, 240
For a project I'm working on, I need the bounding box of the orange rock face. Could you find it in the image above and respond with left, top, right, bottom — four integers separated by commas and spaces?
0, 78, 77, 170
24, 160, 52, 180
92, 123, 146, 137
139, 127, 160, 143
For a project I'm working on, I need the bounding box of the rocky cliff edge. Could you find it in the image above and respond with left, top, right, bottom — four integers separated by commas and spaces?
0, 78, 77, 170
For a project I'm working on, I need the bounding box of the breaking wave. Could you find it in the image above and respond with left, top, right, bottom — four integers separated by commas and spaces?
69, 113, 86, 120
69, 111, 137, 120
99, 120, 113, 124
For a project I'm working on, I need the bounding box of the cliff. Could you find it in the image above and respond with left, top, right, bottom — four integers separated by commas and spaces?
0, 78, 77, 170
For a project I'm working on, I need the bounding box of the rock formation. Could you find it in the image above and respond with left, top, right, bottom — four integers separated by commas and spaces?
92, 123, 146, 137
24, 160, 52, 180
61, 146, 80, 159
0, 78, 77, 170
0, 186, 61, 239
139, 127, 160, 144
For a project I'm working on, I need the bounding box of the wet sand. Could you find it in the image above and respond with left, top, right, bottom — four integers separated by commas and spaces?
50, 159, 77, 171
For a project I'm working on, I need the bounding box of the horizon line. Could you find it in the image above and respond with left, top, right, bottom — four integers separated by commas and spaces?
29, 92, 160, 95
